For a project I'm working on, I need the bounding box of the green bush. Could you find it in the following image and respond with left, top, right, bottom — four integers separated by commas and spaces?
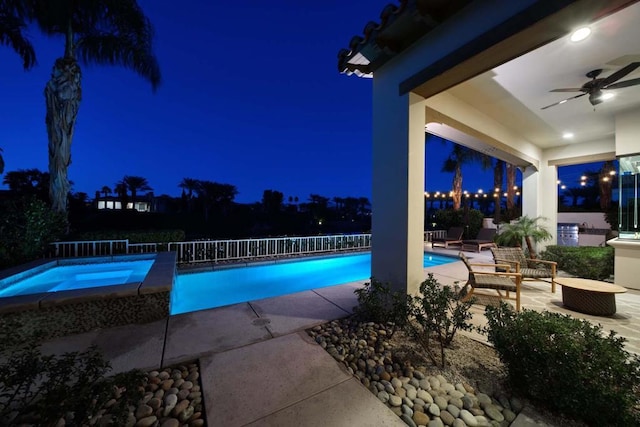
407, 274, 475, 368
0, 197, 67, 269
72, 229, 186, 244
353, 279, 410, 331
434, 208, 484, 239
0, 326, 145, 425
484, 303, 640, 425
540, 245, 614, 280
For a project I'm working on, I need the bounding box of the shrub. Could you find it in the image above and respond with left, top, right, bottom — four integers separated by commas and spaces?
540, 245, 614, 280
0, 197, 67, 269
353, 279, 410, 331
72, 229, 186, 244
407, 274, 475, 367
0, 326, 145, 425
484, 303, 640, 425
433, 208, 484, 239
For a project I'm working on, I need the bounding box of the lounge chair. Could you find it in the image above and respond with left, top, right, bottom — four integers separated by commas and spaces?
462, 228, 497, 252
431, 227, 464, 249
490, 247, 557, 293
459, 252, 522, 311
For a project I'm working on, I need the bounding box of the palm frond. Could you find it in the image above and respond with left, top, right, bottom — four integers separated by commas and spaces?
0, 13, 36, 69
77, 32, 160, 90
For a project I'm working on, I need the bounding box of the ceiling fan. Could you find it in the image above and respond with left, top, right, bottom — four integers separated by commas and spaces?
541, 62, 640, 110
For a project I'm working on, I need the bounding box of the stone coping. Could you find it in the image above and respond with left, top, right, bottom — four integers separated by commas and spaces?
0, 252, 176, 314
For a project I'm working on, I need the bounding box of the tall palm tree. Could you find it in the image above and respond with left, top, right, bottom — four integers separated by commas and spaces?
122, 175, 152, 210
493, 159, 504, 223
0, 0, 36, 70
505, 163, 517, 212
598, 160, 615, 210
19, 0, 161, 214
441, 143, 491, 210
114, 180, 128, 209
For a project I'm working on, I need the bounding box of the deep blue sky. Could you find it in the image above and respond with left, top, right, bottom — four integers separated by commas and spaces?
0, 1, 602, 203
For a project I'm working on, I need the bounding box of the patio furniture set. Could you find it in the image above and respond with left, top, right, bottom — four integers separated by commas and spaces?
433, 227, 626, 316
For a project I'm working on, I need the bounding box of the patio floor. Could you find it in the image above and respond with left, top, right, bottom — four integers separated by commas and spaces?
38, 247, 640, 426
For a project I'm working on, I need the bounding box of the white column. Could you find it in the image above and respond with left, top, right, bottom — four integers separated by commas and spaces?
522, 161, 558, 252
371, 84, 426, 296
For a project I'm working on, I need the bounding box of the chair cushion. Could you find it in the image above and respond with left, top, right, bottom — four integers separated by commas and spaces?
520, 267, 552, 279
474, 274, 517, 291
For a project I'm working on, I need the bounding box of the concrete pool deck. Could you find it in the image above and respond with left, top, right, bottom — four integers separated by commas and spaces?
39, 247, 640, 426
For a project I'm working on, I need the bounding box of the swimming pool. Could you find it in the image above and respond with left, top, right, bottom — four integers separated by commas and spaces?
171, 252, 455, 314
0, 259, 155, 298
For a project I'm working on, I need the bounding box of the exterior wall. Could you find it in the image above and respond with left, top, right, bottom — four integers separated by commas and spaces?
609, 239, 640, 290
616, 108, 640, 156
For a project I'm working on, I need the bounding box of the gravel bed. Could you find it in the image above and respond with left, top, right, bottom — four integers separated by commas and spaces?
307, 317, 585, 427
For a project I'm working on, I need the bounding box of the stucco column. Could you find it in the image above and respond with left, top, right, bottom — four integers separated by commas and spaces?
522, 161, 557, 252
371, 85, 426, 296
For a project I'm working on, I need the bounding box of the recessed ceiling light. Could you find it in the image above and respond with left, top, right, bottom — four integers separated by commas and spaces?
570, 27, 591, 42
563, 132, 574, 139
601, 93, 614, 100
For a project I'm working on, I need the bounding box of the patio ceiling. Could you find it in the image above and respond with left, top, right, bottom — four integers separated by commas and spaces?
340, 0, 640, 164
447, 1, 640, 151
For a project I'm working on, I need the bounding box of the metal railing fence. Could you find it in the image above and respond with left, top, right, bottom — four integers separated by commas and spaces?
168, 234, 372, 264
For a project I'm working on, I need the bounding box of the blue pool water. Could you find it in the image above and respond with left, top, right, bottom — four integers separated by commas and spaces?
171, 252, 455, 314
0, 260, 155, 298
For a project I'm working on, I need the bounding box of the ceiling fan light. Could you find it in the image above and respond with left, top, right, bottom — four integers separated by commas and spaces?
570, 27, 591, 42
563, 132, 574, 139
602, 93, 614, 100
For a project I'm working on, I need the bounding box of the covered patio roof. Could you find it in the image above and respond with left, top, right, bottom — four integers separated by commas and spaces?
338, 0, 640, 168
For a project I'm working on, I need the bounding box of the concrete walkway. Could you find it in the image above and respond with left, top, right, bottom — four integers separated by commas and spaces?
40, 248, 640, 426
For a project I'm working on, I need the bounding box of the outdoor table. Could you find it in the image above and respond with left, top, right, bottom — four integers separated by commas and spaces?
555, 277, 627, 316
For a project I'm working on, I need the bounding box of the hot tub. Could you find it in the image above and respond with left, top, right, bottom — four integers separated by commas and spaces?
0, 252, 176, 340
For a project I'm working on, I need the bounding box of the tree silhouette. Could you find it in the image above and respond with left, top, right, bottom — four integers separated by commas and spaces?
2, 168, 49, 200
0, 2, 36, 69
441, 143, 491, 209
100, 186, 112, 198
13, 1, 161, 214
122, 175, 152, 210
599, 161, 615, 210
195, 180, 238, 221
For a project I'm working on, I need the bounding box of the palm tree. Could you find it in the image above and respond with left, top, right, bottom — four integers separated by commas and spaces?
114, 180, 128, 209
179, 177, 200, 213
495, 216, 552, 258
441, 143, 491, 209
122, 175, 152, 210
2, 168, 50, 202
100, 185, 112, 198
598, 160, 615, 210
196, 181, 238, 221
18, 1, 161, 214
492, 159, 504, 223
505, 163, 517, 212
0, 0, 36, 70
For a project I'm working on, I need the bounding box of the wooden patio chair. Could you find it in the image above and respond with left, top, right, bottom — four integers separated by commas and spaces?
431, 227, 464, 249
490, 247, 557, 293
459, 252, 522, 311
462, 228, 497, 252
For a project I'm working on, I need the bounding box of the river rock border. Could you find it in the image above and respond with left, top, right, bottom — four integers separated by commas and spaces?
307, 319, 523, 427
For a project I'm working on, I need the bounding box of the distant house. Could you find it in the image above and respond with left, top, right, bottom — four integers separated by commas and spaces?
94, 194, 151, 212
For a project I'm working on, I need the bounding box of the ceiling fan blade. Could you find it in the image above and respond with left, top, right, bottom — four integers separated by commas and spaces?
541, 93, 587, 110
605, 77, 640, 90
549, 88, 584, 92
601, 62, 640, 86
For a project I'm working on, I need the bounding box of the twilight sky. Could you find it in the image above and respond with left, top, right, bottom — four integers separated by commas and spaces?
0, 1, 597, 203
